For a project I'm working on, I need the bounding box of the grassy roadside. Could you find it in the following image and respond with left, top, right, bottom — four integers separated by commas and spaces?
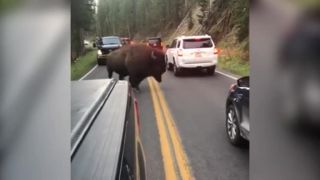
217, 37, 249, 77
218, 56, 249, 76
71, 50, 97, 80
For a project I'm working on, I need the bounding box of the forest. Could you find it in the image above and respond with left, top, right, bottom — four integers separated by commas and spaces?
71, 0, 249, 67
96, 0, 198, 37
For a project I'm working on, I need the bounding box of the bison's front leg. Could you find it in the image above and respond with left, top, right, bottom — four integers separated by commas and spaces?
129, 76, 143, 90
119, 75, 125, 80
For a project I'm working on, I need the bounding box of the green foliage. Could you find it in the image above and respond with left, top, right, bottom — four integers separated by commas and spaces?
197, 0, 208, 26
188, 12, 194, 30
205, 0, 249, 44
234, 0, 249, 42
71, 0, 96, 59
71, 0, 95, 31
71, 50, 97, 80
217, 32, 249, 75
97, 0, 192, 38
218, 56, 249, 76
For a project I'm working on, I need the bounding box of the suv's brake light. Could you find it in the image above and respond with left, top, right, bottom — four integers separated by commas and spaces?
229, 83, 237, 92
214, 48, 220, 55
178, 49, 183, 56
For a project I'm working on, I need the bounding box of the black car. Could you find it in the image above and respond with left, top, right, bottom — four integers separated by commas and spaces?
97, 36, 122, 65
147, 37, 163, 51
225, 76, 250, 145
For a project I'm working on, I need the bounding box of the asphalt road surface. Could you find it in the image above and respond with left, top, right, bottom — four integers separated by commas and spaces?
82, 65, 249, 180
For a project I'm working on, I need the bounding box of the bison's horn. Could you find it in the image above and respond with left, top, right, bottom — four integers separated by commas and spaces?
151, 51, 157, 60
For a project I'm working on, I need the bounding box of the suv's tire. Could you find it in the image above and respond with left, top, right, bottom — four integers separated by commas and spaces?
207, 65, 216, 76
226, 105, 245, 146
173, 63, 182, 76
167, 63, 173, 71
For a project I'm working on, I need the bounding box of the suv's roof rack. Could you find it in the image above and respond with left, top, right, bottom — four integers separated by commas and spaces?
176, 34, 212, 39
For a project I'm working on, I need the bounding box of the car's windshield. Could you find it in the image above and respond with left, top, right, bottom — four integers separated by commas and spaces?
183, 38, 213, 49
102, 37, 121, 45
148, 39, 161, 45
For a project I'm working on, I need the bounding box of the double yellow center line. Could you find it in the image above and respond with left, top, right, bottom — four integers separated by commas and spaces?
148, 78, 194, 180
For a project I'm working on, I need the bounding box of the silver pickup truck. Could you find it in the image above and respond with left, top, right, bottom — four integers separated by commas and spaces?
71, 79, 146, 180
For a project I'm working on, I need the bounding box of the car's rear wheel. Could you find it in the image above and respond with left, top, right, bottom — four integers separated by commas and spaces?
173, 63, 182, 76
166, 56, 173, 71
207, 66, 216, 76
167, 63, 173, 71
226, 105, 245, 145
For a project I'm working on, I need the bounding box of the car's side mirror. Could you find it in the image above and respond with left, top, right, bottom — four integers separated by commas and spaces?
237, 76, 249, 87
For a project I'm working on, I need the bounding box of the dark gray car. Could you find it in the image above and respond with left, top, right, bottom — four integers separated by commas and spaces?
225, 77, 250, 145
71, 79, 146, 180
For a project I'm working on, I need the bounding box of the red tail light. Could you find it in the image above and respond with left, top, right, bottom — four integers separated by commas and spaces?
178, 49, 183, 56
133, 97, 141, 134
214, 48, 220, 55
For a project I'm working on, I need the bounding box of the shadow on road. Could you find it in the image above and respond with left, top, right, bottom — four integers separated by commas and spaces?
166, 69, 217, 78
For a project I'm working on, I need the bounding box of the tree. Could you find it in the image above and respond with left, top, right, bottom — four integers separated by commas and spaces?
96, 0, 197, 38
197, 0, 208, 25
71, 0, 95, 60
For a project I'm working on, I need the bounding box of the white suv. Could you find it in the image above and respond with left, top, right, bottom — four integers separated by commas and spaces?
165, 35, 218, 76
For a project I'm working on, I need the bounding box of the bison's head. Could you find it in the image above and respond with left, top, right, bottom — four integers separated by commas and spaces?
150, 50, 166, 82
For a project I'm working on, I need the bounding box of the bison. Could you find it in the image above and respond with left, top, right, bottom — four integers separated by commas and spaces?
105, 44, 166, 89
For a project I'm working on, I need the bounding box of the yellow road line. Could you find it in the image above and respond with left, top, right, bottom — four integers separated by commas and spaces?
148, 78, 178, 180
150, 78, 194, 180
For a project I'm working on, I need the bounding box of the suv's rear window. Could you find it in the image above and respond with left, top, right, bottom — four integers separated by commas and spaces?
183, 38, 213, 49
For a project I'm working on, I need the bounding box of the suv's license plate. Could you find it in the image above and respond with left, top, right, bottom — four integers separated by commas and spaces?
195, 52, 202, 57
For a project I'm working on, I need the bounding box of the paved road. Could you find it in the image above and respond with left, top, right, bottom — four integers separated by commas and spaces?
83, 66, 249, 180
